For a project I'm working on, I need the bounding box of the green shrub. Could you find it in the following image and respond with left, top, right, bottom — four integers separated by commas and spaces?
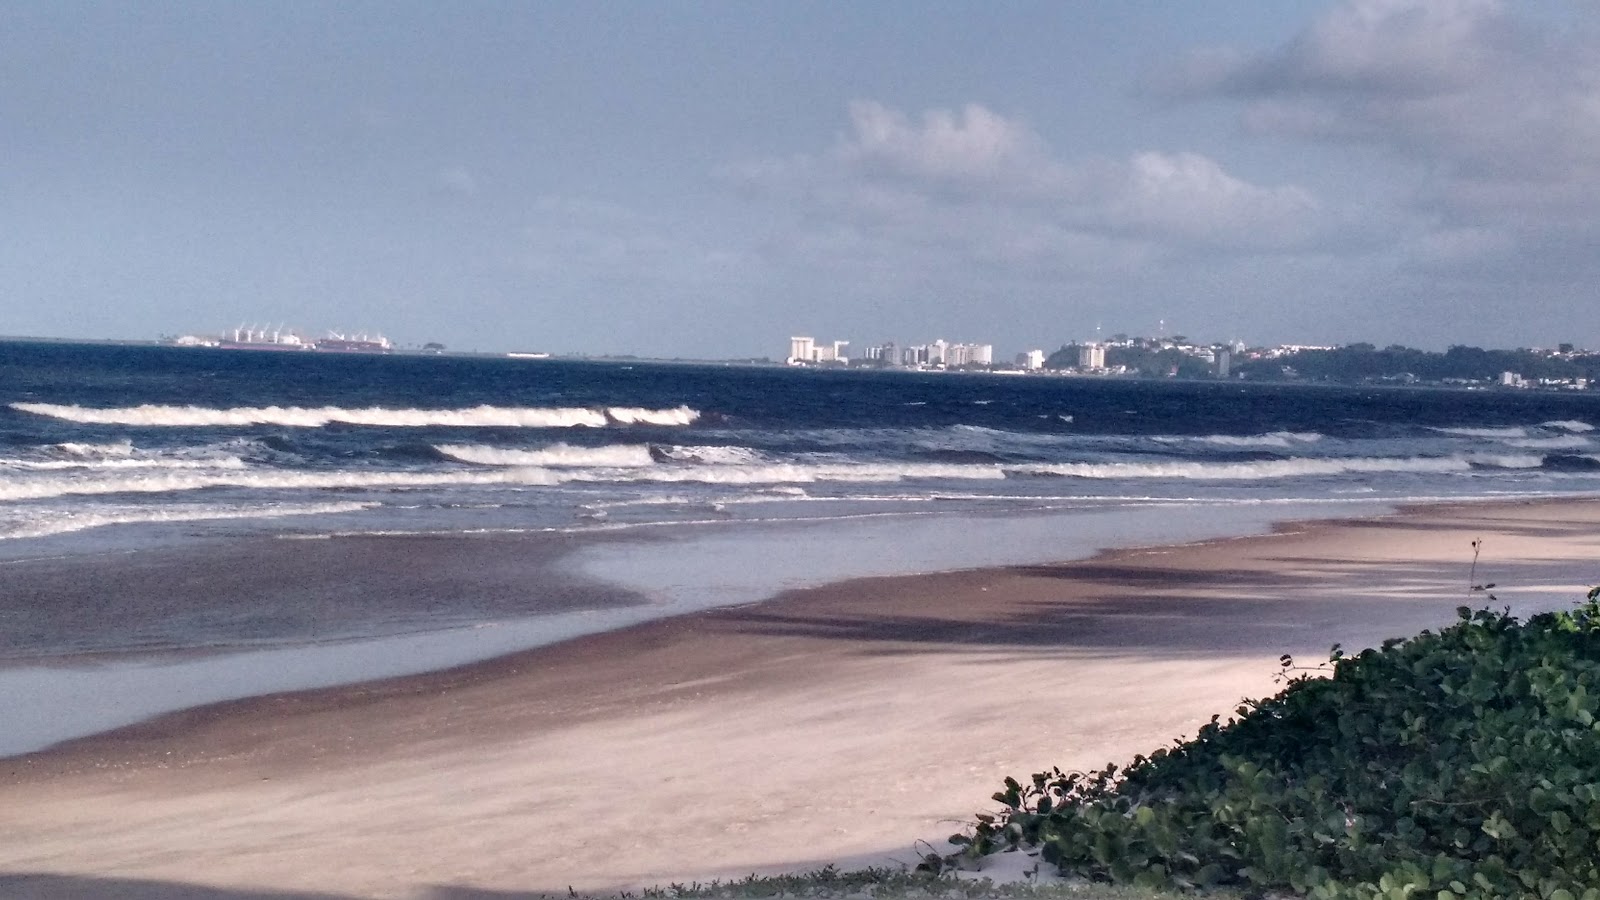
947, 591, 1600, 900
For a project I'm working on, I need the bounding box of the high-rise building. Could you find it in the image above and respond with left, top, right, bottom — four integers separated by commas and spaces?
1078, 343, 1106, 369
788, 336, 815, 364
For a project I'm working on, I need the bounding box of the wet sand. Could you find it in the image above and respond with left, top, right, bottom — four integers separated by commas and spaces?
3, 499, 1599, 898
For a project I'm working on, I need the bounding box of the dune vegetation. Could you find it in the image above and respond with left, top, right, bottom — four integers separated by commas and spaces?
941, 591, 1600, 900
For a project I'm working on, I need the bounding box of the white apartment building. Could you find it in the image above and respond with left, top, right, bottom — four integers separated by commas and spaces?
1078, 343, 1106, 369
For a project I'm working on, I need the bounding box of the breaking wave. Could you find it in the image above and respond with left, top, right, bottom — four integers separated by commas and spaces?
54, 441, 134, 457
1542, 420, 1595, 433
559, 462, 1010, 486
1503, 435, 1593, 450
0, 466, 562, 502
1193, 431, 1323, 448
649, 445, 767, 466
0, 501, 379, 541
1433, 426, 1529, 439
605, 406, 700, 426
0, 456, 248, 472
1541, 454, 1600, 472
9, 402, 700, 429
436, 443, 656, 468
1012, 454, 1544, 481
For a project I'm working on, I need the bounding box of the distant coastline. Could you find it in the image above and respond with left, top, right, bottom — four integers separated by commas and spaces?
3, 333, 1598, 391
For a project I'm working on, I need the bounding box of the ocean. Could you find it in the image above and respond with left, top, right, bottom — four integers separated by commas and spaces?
4, 340, 1600, 752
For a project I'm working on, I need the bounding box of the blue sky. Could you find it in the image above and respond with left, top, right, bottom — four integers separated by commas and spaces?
4, 1, 1597, 357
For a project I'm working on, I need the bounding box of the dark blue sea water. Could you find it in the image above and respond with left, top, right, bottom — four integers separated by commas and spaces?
4, 340, 1600, 552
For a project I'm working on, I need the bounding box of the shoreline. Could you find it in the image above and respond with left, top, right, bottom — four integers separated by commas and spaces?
0, 495, 1401, 757
4, 496, 1600, 897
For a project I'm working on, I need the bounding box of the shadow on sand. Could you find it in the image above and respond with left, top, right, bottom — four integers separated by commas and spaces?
0, 874, 586, 900
0, 873, 362, 900
716, 554, 1588, 660
0, 873, 822, 900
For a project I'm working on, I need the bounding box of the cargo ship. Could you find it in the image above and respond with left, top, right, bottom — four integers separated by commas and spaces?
312, 332, 393, 353
217, 327, 310, 351
170, 326, 394, 353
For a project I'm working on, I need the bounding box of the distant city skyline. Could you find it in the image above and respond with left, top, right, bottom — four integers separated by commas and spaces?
5, 2, 1599, 357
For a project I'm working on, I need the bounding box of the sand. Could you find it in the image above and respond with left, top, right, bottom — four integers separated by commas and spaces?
3, 499, 1599, 899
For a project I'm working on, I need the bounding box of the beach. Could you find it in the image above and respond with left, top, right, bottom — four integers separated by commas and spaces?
3, 497, 1599, 898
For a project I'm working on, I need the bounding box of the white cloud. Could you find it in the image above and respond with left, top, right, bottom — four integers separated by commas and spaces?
1277, 0, 1508, 94
1173, 0, 1600, 227
1100, 152, 1318, 244
731, 100, 1320, 266
835, 100, 1054, 186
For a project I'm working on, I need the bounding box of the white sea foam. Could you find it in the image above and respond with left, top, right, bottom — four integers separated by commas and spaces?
0, 466, 560, 502
562, 461, 1009, 486
436, 442, 768, 468
1194, 431, 1324, 448
605, 406, 699, 426
0, 501, 378, 541
1434, 426, 1529, 439
1013, 454, 1531, 481
436, 443, 656, 468
1462, 453, 1547, 469
9, 402, 699, 429
54, 441, 134, 458
1504, 435, 1593, 450
653, 445, 766, 465
0, 456, 248, 472
1542, 420, 1595, 433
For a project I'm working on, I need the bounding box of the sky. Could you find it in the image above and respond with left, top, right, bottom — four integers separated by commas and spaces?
4, 1, 1598, 358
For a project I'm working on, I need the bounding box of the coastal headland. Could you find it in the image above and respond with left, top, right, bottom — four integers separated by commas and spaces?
3, 498, 1600, 898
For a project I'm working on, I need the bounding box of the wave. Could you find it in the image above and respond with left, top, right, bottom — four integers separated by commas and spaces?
5, 439, 254, 472
1464, 452, 1548, 469
436, 443, 656, 468
13, 450, 1568, 501
0, 456, 248, 472
911, 448, 1012, 464
0, 466, 562, 502
1, 501, 378, 541
1542, 420, 1595, 433
560, 462, 1010, 486
440, 442, 771, 469
9, 402, 700, 429
1540, 454, 1600, 472
1193, 431, 1323, 448
1503, 435, 1593, 450
606, 406, 700, 426
54, 441, 134, 458
650, 444, 767, 466
1010, 454, 1541, 481
1433, 426, 1528, 439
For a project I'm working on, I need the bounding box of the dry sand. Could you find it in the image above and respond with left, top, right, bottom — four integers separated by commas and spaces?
3, 499, 1600, 899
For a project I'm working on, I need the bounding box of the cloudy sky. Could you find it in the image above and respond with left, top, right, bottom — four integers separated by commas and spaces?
4, 1, 1597, 357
